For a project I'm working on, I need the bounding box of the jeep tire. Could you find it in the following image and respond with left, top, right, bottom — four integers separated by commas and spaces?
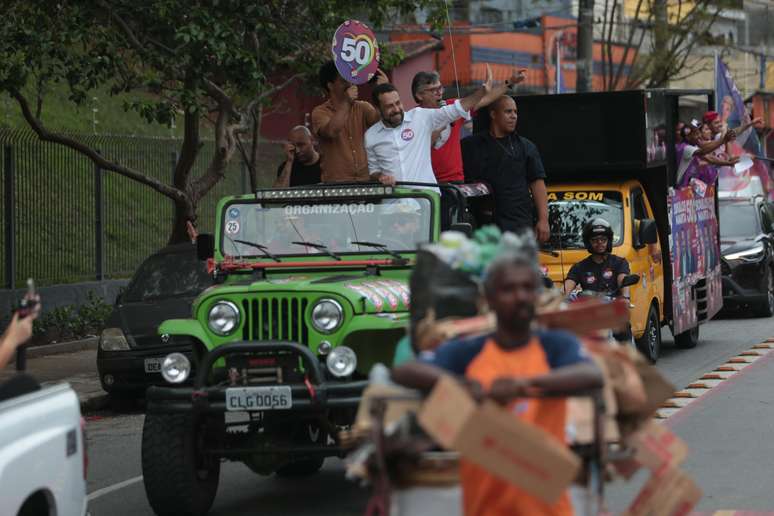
142, 413, 221, 516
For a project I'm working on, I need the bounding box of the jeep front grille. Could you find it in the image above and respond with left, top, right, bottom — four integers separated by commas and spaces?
241, 297, 310, 344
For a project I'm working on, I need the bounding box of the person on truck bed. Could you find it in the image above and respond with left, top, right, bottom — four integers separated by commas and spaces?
311, 61, 388, 183
274, 126, 321, 188
365, 66, 526, 188
676, 121, 739, 186
460, 96, 550, 243
564, 218, 630, 299
392, 233, 602, 516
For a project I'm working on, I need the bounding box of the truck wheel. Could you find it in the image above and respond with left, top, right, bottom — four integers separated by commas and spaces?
142, 413, 220, 516
636, 304, 661, 363
674, 326, 699, 349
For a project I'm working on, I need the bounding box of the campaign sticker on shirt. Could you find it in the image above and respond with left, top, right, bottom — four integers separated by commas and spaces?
228, 207, 240, 219
225, 220, 240, 235
603, 269, 614, 279
401, 128, 415, 141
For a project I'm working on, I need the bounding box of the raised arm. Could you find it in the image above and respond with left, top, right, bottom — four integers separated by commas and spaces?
732, 117, 763, 135
695, 130, 735, 156
704, 154, 740, 167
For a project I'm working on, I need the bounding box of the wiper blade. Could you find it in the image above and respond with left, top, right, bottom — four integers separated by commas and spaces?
291, 241, 341, 261
351, 241, 406, 261
233, 239, 282, 262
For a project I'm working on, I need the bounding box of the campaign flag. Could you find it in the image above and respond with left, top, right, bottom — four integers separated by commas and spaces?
715, 55, 762, 156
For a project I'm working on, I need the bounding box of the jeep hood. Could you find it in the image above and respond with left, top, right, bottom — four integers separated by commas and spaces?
197, 273, 410, 314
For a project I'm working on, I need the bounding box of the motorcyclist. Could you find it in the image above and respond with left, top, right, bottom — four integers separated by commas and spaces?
564, 218, 631, 298
564, 218, 633, 342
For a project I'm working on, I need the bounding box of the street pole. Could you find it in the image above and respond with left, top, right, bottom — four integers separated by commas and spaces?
576, 0, 594, 93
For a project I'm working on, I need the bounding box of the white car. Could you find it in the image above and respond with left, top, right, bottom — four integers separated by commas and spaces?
0, 383, 87, 516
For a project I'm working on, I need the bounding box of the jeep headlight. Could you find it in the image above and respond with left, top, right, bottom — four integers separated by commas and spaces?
311, 299, 343, 334
161, 353, 191, 384
326, 346, 357, 378
208, 301, 240, 336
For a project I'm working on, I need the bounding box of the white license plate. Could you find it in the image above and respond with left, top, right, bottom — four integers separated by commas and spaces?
144, 358, 163, 373
225, 386, 292, 411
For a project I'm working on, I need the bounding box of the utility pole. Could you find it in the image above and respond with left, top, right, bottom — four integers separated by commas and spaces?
576, 0, 594, 92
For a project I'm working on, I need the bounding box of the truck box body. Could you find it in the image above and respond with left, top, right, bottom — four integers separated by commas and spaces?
513, 89, 721, 333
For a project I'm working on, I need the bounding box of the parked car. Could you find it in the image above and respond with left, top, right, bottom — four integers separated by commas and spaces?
719, 196, 774, 316
97, 243, 212, 398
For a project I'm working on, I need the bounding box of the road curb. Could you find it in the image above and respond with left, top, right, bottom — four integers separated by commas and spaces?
26, 337, 99, 358
655, 339, 774, 420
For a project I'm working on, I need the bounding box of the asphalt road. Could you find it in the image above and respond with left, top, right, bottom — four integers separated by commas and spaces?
85, 314, 774, 516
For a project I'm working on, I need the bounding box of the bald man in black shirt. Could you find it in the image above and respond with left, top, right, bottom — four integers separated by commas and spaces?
461, 95, 549, 242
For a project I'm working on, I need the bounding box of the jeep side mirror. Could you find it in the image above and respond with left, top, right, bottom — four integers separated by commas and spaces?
620, 274, 640, 288
449, 223, 473, 237
638, 219, 658, 245
197, 233, 215, 261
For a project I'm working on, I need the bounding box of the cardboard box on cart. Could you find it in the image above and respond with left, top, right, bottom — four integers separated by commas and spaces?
418, 375, 581, 503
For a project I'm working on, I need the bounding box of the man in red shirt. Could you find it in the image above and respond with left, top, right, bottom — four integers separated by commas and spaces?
411, 70, 527, 184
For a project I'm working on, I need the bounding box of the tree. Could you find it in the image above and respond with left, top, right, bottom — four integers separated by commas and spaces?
598, 0, 735, 90
0, 0, 442, 243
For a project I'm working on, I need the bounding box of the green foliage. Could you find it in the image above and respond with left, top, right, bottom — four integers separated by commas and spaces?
32, 291, 113, 342
0, 0, 446, 127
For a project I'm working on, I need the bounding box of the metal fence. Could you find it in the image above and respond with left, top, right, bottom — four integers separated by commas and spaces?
0, 129, 251, 288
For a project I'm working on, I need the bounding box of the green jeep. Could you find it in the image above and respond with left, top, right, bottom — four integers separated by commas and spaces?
141, 183, 484, 516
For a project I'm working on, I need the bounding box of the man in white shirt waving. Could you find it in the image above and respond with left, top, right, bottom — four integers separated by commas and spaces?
366, 66, 525, 187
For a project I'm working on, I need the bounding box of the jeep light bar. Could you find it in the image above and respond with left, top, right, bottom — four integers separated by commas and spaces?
256, 186, 394, 200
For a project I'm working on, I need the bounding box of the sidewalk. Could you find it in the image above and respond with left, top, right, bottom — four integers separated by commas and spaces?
0, 339, 109, 412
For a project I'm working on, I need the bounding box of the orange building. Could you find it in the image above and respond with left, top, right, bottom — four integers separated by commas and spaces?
390, 16, 636, 93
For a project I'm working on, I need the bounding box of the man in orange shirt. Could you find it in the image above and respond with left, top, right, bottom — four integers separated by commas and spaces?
311, 61, 387, 183
393, 237, 602, 516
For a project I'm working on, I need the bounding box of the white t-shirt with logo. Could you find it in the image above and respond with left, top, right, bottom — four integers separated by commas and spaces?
365, 100, 468, 186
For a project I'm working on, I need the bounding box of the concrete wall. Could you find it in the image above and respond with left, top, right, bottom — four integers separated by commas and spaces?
0, 279, 129, 325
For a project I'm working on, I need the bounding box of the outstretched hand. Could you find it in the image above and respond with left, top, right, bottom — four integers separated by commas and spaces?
483, 64, 494, 94
509, 68, 528, 86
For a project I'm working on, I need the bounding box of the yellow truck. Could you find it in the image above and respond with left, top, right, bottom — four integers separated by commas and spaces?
515, 89, 722, 362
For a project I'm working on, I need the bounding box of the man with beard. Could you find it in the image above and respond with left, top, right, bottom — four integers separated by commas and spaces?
391, 234, 602, 516
365, 65, 525, 187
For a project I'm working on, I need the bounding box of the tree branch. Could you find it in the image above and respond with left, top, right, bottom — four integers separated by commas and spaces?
191, 104, 233, 202
10, 89, 186, 203
613, 0, 648, 89
173, 109, 201, 189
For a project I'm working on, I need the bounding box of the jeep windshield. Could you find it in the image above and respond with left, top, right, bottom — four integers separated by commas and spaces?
544, 191, 624, 250
219, 197, 433, 258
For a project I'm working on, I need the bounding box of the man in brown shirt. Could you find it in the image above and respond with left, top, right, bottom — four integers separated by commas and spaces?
311, 61, 384, 183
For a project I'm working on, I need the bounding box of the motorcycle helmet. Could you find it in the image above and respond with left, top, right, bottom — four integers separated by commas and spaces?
582, 218, 613, 254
